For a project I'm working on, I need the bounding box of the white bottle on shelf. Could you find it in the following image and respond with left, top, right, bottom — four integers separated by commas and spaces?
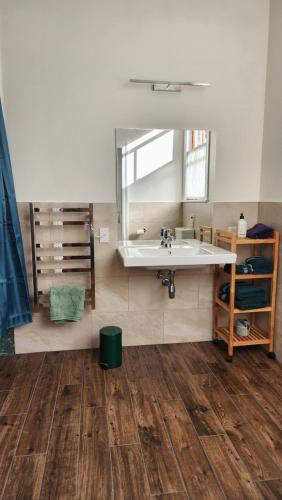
237, 213, 247, 238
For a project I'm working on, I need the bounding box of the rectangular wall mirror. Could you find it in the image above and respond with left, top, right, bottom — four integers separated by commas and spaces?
116, 128, 215, 242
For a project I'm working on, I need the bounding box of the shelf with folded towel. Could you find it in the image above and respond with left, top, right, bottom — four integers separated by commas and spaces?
215, 326, 270, 346
213, 229, 279, 361
216, 297, 272, 314
216, 234, 276, 245
221, 269, 274, 280
234, 273, 273, 280
231, 237, 276, 245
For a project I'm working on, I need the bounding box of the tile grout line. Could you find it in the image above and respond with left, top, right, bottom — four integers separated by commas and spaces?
197, 345, 250, 395
253, 477, 282, 484
192, 347, 260, 495
123, 352, 153, 498
198, 433, 229, 500
232, 353, 282, 427
150, 492, 188, 498
155, 397, 189, 498
1, 344, 280, 498
158, 345, 228, 500
206, 347, 282, 442
14, 352, 47, 448
197, 344, 276, 489
145, 345, 183, 401
75, 355, 85, 499
141, 345, 188, 495
136, 345, 187, 495
226, 390, 282, 476
162, 311, 165, 344
183, 403, 227, 500
37, 352, 65, 499
104, 367, 115, 500
0, 411, 28, 417
109, 442, 142, 448
0, 352, 47, 500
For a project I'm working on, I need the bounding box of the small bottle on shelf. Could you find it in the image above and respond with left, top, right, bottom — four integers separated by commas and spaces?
237, 213, 247, 238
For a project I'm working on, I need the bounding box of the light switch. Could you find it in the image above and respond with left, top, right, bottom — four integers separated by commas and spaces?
100, 227, 110, 243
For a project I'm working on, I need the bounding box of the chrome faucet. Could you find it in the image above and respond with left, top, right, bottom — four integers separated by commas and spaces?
160, 228, 174, 248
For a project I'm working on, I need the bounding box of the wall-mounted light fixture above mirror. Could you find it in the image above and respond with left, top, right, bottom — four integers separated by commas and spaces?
129, 79, 211, 92
116, 128, 216, 242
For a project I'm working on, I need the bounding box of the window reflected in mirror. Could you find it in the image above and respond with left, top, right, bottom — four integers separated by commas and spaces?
184, 130, 209, 201
116, 128, 215, 242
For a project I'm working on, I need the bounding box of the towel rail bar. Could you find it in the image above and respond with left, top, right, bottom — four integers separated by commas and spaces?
37, 268, 91, 274
37, 255, 90, 261
36, 242, 90, 248
34, 207, 90, 213
30, 202, 96, 311
38, 289, 92, 295
35, 221, 89, 226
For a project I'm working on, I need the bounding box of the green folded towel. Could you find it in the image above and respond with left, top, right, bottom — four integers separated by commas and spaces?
50, 286, 85, 323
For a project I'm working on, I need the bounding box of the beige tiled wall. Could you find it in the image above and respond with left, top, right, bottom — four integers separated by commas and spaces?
128, 202, 182, 240
258, 202, 282, 362
182, 202, 213, 239
16, 201, 269, 355
15, 201, 214, 353
212, 202, 259, 262
212, 202, 259, 232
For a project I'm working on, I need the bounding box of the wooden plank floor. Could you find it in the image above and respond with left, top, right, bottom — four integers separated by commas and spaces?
0, 342, 281, 499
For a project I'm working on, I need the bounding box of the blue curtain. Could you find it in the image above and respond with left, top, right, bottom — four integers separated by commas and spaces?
0, 101, 32, 337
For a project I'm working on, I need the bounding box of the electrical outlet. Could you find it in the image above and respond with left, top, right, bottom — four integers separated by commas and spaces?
100, 227, 110, 243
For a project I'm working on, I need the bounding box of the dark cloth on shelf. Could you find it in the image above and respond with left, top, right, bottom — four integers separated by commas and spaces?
235, 299, 267, 310
224, 256, 273, 275
235, 286, 266, 299
219, 281, 267, 310
245, 256, 273, 274
224, 263, 254, 275
247, 223, 274, 239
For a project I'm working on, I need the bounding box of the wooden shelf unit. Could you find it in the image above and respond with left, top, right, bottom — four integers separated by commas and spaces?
213, 229, 279, 360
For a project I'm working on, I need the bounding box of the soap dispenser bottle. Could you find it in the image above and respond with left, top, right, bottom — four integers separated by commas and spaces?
237, 213, 247, 238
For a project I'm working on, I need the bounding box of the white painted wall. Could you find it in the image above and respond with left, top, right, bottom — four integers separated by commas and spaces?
127, 130, 183, 203
260, 0, 282, 202
0, 0, 269, 202
117, 128, 183, 203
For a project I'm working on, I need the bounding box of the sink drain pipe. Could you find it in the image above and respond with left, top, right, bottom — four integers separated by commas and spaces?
156, 270, 176, 299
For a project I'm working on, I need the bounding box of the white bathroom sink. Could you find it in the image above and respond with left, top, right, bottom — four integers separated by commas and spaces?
117, 239, 236, 269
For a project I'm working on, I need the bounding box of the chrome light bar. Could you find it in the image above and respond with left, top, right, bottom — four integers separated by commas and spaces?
130, 79, 211, 92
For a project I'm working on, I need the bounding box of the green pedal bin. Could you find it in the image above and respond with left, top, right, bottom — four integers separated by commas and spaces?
99, 326, 122, 368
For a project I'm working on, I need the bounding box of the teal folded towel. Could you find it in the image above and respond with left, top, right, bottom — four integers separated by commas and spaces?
235, 299, 267, 310
50, 286, 85, 323
245, 257, 273, 274
224, 257, 273, 275
224, 263, 254, 275
235, 285, 266, 299
219, 281, 267, 309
